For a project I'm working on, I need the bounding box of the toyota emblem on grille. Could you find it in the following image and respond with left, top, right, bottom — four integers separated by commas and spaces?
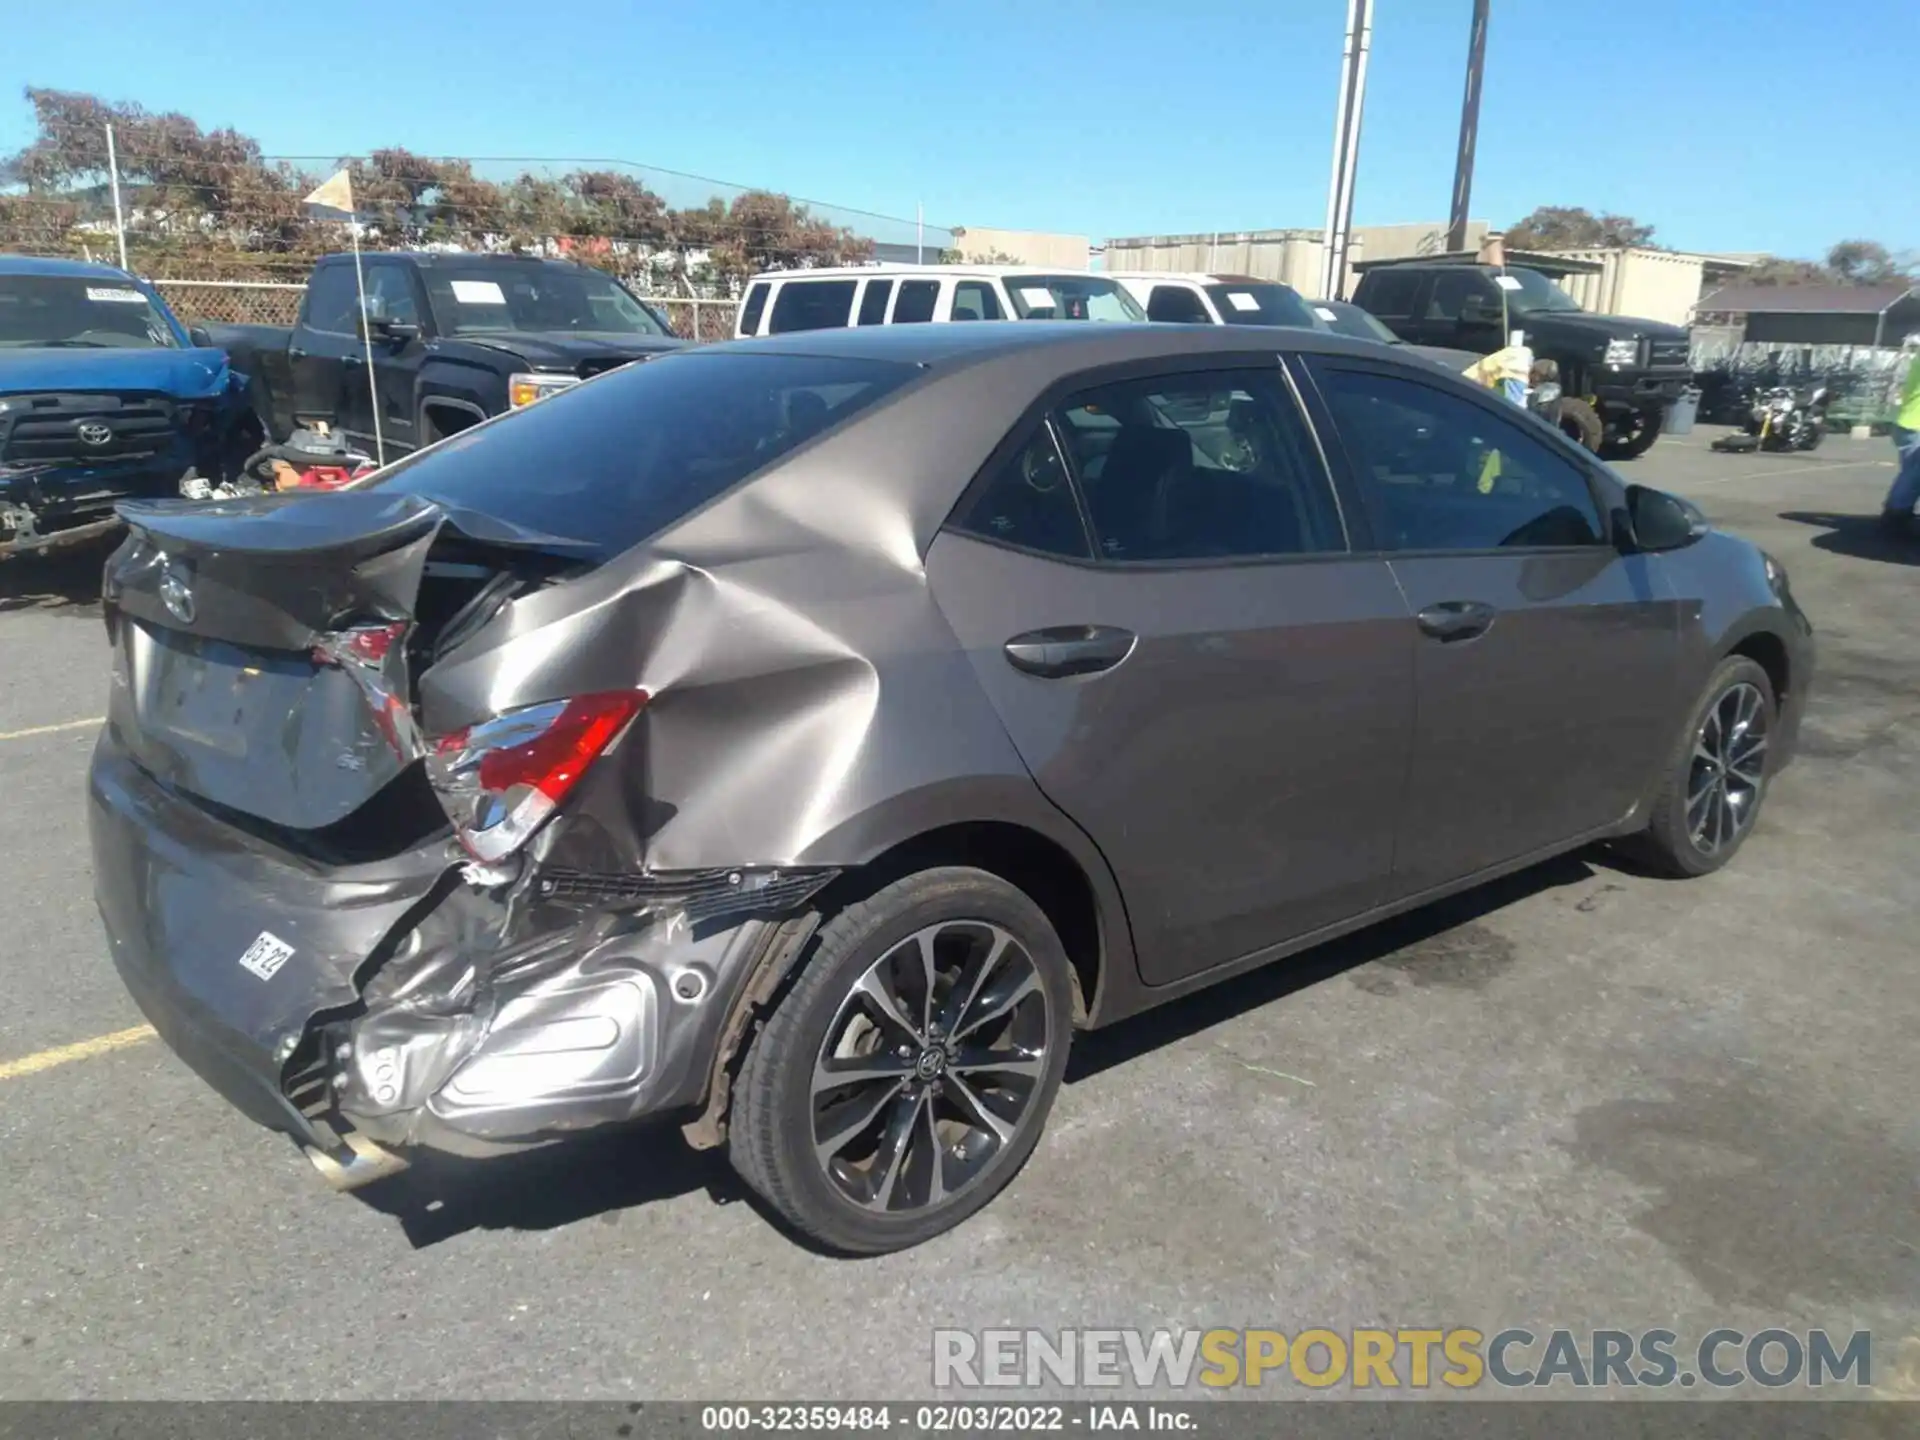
77, 421, 114, 447
158, 559, 196, 624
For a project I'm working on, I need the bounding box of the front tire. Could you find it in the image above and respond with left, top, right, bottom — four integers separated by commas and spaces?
729, 867, 1074, 1254
1624, 657, 1776, 878
1558, 396, 1603, 452
1600, 405, 1662, 460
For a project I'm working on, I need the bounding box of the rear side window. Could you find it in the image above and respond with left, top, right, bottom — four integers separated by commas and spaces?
1357, 270, 1421, 319
1050, 370, 1345, 562
856, 280, 893, 326
768, 280, 857, 334
1145, 285, 1212, 323
893, 280, 939, 324
301, 266, 361, 334
370, 353, 916, 560
739, 282, 770, 336
950, 425, 1090, 559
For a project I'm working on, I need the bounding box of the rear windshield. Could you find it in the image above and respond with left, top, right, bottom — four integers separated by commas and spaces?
368, 352, 916, 559
1204, 283, 1317, 329
1002, 275, 1145, 322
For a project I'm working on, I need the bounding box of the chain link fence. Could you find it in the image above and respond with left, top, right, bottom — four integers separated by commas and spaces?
155, 276, 739, 342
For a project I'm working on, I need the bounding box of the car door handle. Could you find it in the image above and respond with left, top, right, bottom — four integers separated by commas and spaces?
288, 347, 308, 361
1416, 600, 1497, 642
343, 353, 364, 366
1004, 625, 1137, 679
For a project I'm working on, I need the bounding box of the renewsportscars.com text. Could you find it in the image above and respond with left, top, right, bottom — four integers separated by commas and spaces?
932, 1327, 1874, 1391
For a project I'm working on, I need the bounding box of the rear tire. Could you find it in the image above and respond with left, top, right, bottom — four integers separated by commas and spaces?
1621, 656, 1776, 878
1557, 397, 1603, 452
729, 867, 1073, 1254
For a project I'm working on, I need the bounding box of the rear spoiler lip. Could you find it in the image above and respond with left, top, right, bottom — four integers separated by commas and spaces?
112, 492, 603, 563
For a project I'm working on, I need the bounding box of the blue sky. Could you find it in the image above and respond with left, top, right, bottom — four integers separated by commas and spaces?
1, 0, 1908, 260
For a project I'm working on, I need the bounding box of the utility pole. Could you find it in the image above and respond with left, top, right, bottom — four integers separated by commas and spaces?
105, 123, 130, 272
1446, 0, 1490, 254
1319, 0, 1374, 300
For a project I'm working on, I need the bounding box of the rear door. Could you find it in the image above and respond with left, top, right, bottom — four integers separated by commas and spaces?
1303, 357, 1682, 897
926, 358, 1416, 986
288, 263, 360, 429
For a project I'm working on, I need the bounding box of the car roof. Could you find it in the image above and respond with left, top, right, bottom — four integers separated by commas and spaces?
0, 253, 142, 281
745, 264, 1121, 283
1105, 271, 1296, 288
314, 250, 591, 270
696, 318, 1399, 371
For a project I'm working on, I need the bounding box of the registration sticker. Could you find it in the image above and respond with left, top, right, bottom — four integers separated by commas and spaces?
1226, 292, 1261, 312
86, 287, 148, 303
237, 931, 296, 981
1018, 286, 1057, 308
1314, 306, 1339, 321
1493, 275, 1524, 291
450, 279, 506, 305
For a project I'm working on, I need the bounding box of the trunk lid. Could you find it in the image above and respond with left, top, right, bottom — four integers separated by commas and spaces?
104, 490, 593, 835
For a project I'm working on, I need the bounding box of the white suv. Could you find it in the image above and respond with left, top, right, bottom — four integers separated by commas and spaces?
1110, 271, 1320, 329
733, 265, 1145, 337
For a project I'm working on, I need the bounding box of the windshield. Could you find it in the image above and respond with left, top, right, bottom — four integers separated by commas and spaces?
1312, 302, 1401, 343
1204, 283, 1317, 328
1002, 275, 1145, 322
0, 275, 183, 349
1501, 267, 1583, 315
423, 266, 673, 338
368, 352, 916, 560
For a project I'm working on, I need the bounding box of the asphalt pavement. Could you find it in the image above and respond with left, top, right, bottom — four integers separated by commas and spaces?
0, 428, 1915, 1400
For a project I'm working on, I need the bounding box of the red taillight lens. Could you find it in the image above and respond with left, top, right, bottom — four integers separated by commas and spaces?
427, 691, 645, 862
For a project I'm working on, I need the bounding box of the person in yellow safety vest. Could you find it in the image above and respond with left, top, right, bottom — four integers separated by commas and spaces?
1882, 334, 1920, 535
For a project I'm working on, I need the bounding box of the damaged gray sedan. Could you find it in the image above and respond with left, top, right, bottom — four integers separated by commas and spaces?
90, 322, 1812, 1253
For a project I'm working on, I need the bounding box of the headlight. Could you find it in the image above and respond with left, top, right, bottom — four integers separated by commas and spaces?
1603, 338, 1639, 367
507, 372, 579, 408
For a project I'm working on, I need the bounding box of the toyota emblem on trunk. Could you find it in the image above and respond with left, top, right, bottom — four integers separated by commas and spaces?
158, 559, 196, 624
77, 421, 113, 446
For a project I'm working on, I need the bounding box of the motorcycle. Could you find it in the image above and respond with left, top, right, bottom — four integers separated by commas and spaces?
1714, 384, 1828, 453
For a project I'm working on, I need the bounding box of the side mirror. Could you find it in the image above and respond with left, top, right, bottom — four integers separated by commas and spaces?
188, 325, 214, 348
1624, 484, 1709, 552
364, 317, 421, 345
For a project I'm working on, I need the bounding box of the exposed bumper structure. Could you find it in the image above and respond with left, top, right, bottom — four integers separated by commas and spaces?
88, 739, 830, 1176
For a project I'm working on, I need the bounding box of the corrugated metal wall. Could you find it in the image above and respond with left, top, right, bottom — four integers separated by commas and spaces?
1547, 248, 1711, 326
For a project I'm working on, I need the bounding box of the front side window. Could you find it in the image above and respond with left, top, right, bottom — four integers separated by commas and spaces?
1002, 275, 1145, 323
0, 274, 183, 349
1425, 271, 1495, 322
424, 266, 672, 337
362, 266, 420, 326
767, 279, 858, 334
1048, 370, 1344, 563
1316, 367, 1606, 551
950, 424, 1090, 559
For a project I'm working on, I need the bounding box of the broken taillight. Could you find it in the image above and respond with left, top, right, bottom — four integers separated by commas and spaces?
427, 691, 646, 862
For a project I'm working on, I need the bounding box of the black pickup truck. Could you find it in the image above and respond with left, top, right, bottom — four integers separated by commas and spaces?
211, 252, 684, 461
1349, 258, 1693, 458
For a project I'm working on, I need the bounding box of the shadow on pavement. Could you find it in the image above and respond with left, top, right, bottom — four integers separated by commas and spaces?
353, 1120, 741, 1248
1777, 510, 1920, 568
0, 536, 114, 614
1067, 850, 1599, 1083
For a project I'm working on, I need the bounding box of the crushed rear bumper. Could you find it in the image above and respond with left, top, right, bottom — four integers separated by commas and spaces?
88, 736, 828, 1170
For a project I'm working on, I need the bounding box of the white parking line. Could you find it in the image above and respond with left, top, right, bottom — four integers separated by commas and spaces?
1683, 459, 1894, 486
0, 716, 103, 743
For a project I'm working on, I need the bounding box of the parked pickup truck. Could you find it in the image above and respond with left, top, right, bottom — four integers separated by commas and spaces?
1349, 257, 1694, 458
1, 255, 252, 555
211, 252, 685, 461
